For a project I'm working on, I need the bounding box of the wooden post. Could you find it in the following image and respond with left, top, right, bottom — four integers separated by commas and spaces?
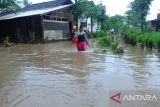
40, 15, 44, 43
31, 16, 35, 42
56, 11, 58, 21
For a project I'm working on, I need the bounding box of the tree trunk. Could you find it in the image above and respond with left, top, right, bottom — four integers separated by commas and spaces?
127, 17, 130, 28
140, 15, 145, 32
141, 22, 144, 32
75, 0, 78, 30
91, 17, 93, 33
101, 20, 104, 30
86, 17, 88, 30
76, 15, 78, 31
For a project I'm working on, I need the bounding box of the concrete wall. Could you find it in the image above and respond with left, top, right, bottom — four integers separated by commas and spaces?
86, 18, 100, 32
43, 20, 69, 41
44, 30, 63, 41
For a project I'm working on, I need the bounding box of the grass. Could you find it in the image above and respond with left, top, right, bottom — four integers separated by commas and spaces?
121, 27, 141, 46
121, 26, 160, 52
138, 32, 160, 51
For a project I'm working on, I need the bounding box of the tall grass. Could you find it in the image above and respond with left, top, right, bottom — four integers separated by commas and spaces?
138, 32, 160, 51
121, 27, 141, 46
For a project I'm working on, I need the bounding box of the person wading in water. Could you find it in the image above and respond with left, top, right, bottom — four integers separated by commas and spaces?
70, 26, 78, 44
74, 26, 90, 51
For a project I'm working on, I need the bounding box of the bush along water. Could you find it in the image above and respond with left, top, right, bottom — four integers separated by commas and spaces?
121, 26, 160, 52
138, 32, 160, 52
111, 41, 124, 53
99, 36, 113, 47
98, 35, 124, 54
95, 30, 106, 38
121, 27, 141, 46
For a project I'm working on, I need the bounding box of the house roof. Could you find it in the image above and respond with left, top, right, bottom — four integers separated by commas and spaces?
0, 0, 73, 20
19, 0, 73, 12
0, 4, 73, 20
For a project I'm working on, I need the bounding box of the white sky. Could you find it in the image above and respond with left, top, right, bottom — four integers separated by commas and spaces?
29, 0, 160, 20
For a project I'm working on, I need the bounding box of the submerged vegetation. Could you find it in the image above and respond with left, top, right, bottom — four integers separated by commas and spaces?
96, 31, 124, 54
3, 36, 14, 47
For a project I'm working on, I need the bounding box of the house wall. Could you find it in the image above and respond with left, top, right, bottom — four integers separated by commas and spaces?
78, 17, 100, 32
150, 19, 160, 31
43, 20, 69, 41
0, 15, 43, 43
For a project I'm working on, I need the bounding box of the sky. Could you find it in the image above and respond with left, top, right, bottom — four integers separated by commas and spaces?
29, 0, 160, 20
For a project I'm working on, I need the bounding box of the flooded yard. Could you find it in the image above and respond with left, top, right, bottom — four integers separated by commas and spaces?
0, 41, 160, 107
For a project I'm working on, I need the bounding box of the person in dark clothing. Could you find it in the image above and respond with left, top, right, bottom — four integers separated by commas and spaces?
74, 26, 90, 51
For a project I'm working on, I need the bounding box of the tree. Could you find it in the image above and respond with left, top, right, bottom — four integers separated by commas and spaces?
72, 0, 91, 30
104, 15, 124, 34
86, 2, 107, 33
97, 3, 108, 31
124, 10, 138, 27
126, 0, 153, 32
0, 0, 21, 13
86, 3, 101, 33
23, 0, 31, 6
72, 0, 107, 33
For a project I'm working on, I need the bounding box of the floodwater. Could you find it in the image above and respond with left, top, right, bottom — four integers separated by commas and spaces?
0, 41, 160, 107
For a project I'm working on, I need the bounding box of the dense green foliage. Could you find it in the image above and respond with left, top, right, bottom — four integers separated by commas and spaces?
104, 15, 124, 32
99, 36, 113, 47
95, 30, 106, 38
0, 0, 21, 13
138, 32, 160, 51
121, 26, 160, 51
121, 27, 141, 46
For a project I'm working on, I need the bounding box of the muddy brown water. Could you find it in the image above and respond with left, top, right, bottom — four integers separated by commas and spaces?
0, 41, 160, 107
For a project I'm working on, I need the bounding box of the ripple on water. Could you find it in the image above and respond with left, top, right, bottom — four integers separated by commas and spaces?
1, 42, 160, 107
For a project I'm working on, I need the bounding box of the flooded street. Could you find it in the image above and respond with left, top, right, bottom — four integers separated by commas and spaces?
0, 41, 160, 107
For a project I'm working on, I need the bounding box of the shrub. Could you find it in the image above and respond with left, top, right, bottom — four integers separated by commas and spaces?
121, 27, 141, 46
114, 45, 124, 53
138, 32, 160, 51
111, 41, 118, 50
111, 42, 124, 53
138, 33, 150, 48
95, 30, 106, 38
45, 36, 49, 42
154, 33, 160, 52
99, 36, 113, 47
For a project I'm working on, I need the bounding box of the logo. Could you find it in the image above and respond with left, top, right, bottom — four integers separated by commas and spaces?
110, 92, 122, 104
110, 91, 159, 105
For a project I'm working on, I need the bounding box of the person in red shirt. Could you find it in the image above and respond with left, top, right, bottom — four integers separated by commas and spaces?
70, 26, 78, 44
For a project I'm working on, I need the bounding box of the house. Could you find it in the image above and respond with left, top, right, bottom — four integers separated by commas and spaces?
149, 13, 160, 31
0, 0, 76, 43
